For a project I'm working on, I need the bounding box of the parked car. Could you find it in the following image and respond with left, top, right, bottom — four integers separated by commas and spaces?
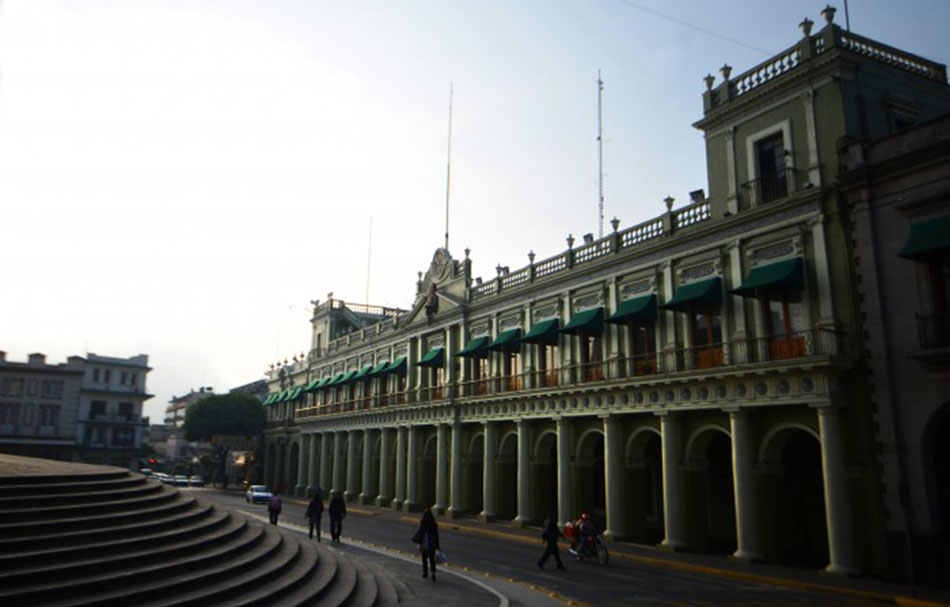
139, 468, 152, 477
246, 485, 272, 504
188, 476, 204, 487
174, 475, 189, 487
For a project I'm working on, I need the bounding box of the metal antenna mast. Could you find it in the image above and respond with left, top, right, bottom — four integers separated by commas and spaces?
597, 71, 605, 238
365, 217, 373, 303
444, 83, 453, 251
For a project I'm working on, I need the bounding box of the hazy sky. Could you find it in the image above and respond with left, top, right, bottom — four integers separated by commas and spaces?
2, 1, 947, 422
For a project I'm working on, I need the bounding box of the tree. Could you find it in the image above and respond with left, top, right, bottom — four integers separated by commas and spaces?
182, 393, 266, 489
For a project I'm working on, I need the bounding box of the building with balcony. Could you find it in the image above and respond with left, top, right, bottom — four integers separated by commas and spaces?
75, 353, 152, 468
259, 7, 950, 582
839, 114, 950, 582
0, 352, 84, 461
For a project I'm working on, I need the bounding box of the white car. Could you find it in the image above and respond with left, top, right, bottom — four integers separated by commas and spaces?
188, 476, 205, 487
246, 485, 272, 504
174, 475, 189, 487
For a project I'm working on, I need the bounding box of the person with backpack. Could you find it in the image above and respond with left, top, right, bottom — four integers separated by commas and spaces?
537, 511, 566, 570
328, 491, 346, 542
305, 490, 324, 541
268, 491, 283, 525
412, 507, 441, 581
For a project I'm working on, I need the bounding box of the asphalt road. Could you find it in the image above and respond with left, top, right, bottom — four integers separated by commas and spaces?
190, 487, 890, 607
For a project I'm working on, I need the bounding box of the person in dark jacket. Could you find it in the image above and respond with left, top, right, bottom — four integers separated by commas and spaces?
537, 511, 566, 570
305, 491, 324, 541
328, 491, 346, 542
267, 491, 282, 526
413, 507, 441, 581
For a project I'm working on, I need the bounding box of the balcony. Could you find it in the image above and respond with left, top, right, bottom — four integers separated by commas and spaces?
917, 313, 950, 349
740, 168, 798, 208
292, 328, 849, 418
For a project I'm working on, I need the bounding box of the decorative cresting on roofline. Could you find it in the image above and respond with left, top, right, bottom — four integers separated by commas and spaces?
700, 15, 947, 116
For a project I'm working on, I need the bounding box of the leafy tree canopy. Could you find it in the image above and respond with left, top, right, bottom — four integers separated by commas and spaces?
183, 393, 265, 442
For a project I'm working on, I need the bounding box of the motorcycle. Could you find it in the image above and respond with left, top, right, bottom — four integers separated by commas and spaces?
564, 521, 609, 565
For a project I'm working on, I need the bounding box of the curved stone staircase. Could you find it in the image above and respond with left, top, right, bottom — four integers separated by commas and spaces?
0, 455, 398, 606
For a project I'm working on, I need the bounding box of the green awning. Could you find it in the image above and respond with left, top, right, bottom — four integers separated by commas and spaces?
488, 328, 522, 351
353, 365, 374, 380
661, 278, 723, 312
387, 356, 407, 373
301, 379, 320, 393
369, 361, 390, 376
456, 336, 490, 358
899, 216, 950, 261
275, 390, 289, 403
338, 370, 357, 384
313, 377, 331, 390
262, 393, 276, 405
287, 386, 303, 401
416, 347, 445, 368
325, 373, 345, 387
560, 307, 604, 335
608, 295, 657, 324
521, 319, 560, 345
731, 258, 805, 297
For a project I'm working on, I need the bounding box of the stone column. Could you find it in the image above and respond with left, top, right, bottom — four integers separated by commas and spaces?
360, 429, 375, 505
556, 417, 573, 527
447, 421, 464, 518
659, 412, 685, 549
810, 216, 836, 329
319, 432, 331, 492
345, 429, 359, 501
817, 406, 858, 574
435, 423, 448, 513
393, 426, 407, 509
295, 435, 307, 496
331, 432, 343, 495
729, 409, 761, 560
405, 425, 419, 511
607, 279, 621, 379
603, 414, 625, 541
376, 428, 392, 507
479, 422, 497, 522
513, 419, 532, 528
307, 432, 318, 492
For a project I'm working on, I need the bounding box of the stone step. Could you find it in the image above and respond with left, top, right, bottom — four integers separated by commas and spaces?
0, 483, 178, 523
0, 489, 193, 539
0, 476, 156, 509
0, 505, 230, 569
0, 497, 209, 553
0, 468, 129, 488
0, 510, 245, 586
0, 518, 274, 605
0, 473, 145, 498
342, 554, 379, 607
371, 566, 400, 607
384, 567, 416, 603
311, 543, 359, 607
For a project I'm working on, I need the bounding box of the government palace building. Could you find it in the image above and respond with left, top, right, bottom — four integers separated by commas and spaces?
259, 8, 950, 583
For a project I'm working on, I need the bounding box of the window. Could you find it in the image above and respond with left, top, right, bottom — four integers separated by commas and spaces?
26, 379, 38, 396
91, 400, 106, 418
692, 311, 724, 368
502, 350, 522, 390
23, 403, 34, 426
121, 371, 128, 385
118, 402, 134, 421
538, 344, 559, 387
112, 427, 133, 446
93, 369, 100, 382
627, 324, 657, 375
755, 133, 788, 203
42, 380, 64, 399
129, 372, 137, 388
1, 378, 23, 397
765, 289, 808, 359
103, 370, 111, 384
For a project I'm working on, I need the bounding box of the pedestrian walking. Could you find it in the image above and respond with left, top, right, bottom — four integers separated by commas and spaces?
305, 491, 324, 541
412, 507, 441, 581
537, 511, 566, 570
268, 491, 283, 526
328, 491, 346, 542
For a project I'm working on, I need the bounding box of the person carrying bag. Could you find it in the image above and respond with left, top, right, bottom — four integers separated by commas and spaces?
412, 507, 441, 581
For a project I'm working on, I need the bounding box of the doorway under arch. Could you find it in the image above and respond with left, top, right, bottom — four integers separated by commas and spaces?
465, 433, 484, 516
625, 428, 664, 544
532, 432, 558, 523
685, 427, 736, 553
922, 403, 950, 581
575, 430, 606, 529
496, 431, 518, 521
420, 433, 437, 509
288, 442, 300, 493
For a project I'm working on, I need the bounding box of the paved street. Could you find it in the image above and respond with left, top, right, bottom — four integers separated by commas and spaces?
189, 487, 896, 607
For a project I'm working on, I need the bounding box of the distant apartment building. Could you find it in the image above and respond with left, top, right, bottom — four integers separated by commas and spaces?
75, 353, 152, 468
163, 387, 214, 460
0, 351, 151, 468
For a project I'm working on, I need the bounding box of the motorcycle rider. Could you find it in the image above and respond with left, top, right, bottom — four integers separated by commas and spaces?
576, 513, 596, 556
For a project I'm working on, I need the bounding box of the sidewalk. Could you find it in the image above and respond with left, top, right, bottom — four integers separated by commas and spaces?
284, 495, 950, 607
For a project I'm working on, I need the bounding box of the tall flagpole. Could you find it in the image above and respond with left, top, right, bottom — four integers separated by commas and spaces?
444, 83, 453, 252
597, 71, 605, 239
